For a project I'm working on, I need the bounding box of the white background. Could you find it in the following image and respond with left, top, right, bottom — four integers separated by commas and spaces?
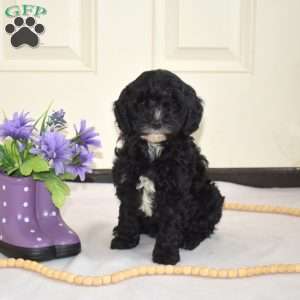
0, 0, 299, 169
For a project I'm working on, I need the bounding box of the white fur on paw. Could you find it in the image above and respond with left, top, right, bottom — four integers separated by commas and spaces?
136, 176, 155, 217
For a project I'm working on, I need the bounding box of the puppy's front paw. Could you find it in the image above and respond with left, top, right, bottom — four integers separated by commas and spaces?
152, 246, 180, 265
181, 238, 202, 250
110, 236, 139, 249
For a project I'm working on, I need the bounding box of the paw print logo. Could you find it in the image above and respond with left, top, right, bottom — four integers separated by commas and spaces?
5, 17, 45, 48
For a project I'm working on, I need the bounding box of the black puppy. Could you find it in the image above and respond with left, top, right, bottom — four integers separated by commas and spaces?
111, 70, 224, 265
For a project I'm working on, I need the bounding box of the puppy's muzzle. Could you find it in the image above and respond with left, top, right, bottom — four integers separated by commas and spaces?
141, 134, 167, 143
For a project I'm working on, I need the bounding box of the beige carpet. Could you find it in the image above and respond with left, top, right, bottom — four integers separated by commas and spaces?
1, 181, 300, 300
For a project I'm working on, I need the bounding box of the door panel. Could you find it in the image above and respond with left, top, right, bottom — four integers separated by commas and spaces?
0, 0, 299, 168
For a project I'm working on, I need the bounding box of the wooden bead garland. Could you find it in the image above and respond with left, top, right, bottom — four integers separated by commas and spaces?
1, 201, 300, 286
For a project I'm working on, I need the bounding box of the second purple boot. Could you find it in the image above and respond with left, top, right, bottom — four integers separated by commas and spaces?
35, 181, 81, 258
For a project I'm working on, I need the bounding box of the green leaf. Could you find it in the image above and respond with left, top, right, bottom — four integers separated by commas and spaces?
33, 172, 70, 208
11, 141, 22, 167
59, 172, 77, 181
7, 167, 18, 175
44, 179, 65, 208
40, 101, 54, 133
46, 177, 70, 208
33, 101, 54, 129
0, 139, 18, 174
22, 140, 32, 161
31, 157, 50, 172
20, 156, 49, 176
3, 139, 20, 165
0, 144, 4, 158
3, 139, 13, 155
32, 172, 49, 181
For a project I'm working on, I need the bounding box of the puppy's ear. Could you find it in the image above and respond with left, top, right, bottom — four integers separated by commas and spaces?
181, 85, 203, 135
113, 92, 131, 134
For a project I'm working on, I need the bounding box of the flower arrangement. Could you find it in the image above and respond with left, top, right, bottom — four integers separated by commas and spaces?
0, 108, 100, 208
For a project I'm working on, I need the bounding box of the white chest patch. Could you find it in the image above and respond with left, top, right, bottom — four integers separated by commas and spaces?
147, 142, 163, 161
136, 176, 155, 217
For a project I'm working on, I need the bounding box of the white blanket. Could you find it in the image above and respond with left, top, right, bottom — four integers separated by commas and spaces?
1, 182, 300, 300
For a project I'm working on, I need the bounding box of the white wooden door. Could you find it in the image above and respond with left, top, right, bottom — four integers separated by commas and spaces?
0, 0, 299, 168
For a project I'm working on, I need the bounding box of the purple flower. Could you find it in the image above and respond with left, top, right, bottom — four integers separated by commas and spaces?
47, 109, 67, 130
51, 109, 65, 120
31, 131, 72, 175
66, 145, 93, 181
73, 120, 101, 148
0, 112, 34, 140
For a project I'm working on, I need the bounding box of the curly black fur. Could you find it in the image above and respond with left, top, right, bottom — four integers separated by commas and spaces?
111, 69, 224, 265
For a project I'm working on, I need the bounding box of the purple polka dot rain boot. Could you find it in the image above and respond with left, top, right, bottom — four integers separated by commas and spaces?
35, 181, 81, 258
0, 173, 55, 261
